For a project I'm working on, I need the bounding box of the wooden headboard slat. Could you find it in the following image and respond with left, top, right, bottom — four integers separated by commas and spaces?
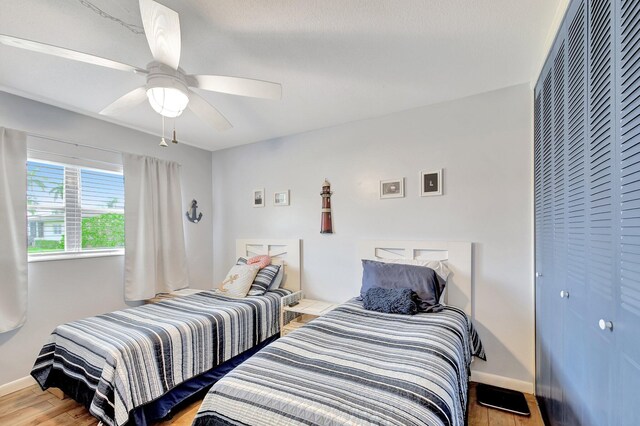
236, 239, 301, 292
358, 240, 472, 316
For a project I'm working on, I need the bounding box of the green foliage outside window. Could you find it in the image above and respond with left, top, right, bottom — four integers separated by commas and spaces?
82, 213, 125, 249
31, 239, 64, 252
28, 214, 125, 254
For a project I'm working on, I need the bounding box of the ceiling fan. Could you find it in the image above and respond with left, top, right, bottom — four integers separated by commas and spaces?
0, 0, 282, 143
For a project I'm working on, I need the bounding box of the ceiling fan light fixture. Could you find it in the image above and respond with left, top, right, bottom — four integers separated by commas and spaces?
146, 86, 189, 118
145, 66, 190, 118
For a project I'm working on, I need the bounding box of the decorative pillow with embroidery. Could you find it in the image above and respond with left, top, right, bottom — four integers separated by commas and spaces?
217, 264, 260, 298
247, 255, 271, 269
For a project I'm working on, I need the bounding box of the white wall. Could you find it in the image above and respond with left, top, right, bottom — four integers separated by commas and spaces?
212, 83, 534, 391
0, 91, 213, 387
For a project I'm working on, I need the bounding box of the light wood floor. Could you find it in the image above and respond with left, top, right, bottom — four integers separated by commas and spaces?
0, 382, 544, 426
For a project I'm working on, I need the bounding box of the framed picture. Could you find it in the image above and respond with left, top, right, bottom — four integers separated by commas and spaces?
274, 190, 290, 206
380, 178, 404, 199
252, 188, 265, 207
420, 169, 443, 196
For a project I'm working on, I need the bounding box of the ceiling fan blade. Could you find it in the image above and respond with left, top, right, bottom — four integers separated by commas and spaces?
139, 0, 181, 69
190, 75, 282, 100
187, 91, 232, 131
0, 34, 147, 74
100, 87, 148, 116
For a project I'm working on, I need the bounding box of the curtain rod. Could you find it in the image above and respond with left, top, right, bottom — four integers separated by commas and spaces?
25, 132, 123, 155
27, 148, 122, 168
24, 131, 181, 167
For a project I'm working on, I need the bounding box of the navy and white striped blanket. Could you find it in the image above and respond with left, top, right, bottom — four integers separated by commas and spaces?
194, 298, 485, 426
31, 289, 291, 426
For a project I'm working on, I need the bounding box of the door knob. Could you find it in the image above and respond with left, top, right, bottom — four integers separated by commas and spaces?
598, 319, 613, 331
560, 290, 569, 298
535, 272, 542, 278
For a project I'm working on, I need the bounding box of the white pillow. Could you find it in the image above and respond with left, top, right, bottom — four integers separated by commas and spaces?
379, 258, 450, 304
381, 258, 450, 281
217, 264, 260, 298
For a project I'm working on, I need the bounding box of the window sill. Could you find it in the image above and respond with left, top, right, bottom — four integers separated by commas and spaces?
28, 250, 124, 263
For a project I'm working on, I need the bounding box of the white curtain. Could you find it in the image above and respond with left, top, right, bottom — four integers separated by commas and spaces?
123, 154, 189, 301
0, 128, 27, 333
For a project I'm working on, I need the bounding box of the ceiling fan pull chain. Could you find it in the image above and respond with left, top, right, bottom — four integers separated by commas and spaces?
160, 115, 168, 147
172, 119, 178, 144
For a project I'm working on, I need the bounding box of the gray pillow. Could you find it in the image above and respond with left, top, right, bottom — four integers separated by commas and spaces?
360, 259, 444, 311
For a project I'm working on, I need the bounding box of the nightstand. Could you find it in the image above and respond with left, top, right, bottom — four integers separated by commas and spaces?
280, 291, 338, 336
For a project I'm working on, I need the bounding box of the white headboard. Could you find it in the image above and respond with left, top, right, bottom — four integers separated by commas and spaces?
358, 240, 472, 315
236, 239, 301, 292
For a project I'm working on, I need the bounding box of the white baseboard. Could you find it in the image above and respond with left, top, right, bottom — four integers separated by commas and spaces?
471, 370, 534, 394
0, 375, 38, 397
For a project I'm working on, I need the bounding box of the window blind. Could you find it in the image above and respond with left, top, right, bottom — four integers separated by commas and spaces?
27, 159, 125, 256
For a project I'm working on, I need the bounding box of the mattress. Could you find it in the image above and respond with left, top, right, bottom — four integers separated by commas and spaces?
31, 289, 292, 426
193, 298, 485, 426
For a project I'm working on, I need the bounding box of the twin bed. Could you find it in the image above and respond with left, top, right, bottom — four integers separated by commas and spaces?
31, 240, 302, 426
31, 240, 484, 426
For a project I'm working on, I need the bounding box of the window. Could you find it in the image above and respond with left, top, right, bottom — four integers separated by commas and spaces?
27, 159, 125, 258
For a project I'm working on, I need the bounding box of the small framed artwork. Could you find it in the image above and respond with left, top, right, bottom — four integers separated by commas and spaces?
380, 178, 404, 199
252, 188, 265, 207
420, 169, 443, 196
274, 190, 290, 206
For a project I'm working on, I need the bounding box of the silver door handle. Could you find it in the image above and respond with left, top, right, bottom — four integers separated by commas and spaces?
598, 319, 613, 331
535, 272, 542, 278
560, 290, 569, 298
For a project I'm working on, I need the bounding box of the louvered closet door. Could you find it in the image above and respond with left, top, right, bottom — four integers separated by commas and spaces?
586, 0, 618, 424
550, 33, 567, 426
534, 83, 552, 414
562, 1, 589, 424
534, 80, 552, 411
616, 0, 640, 424
535, 64, 555, 412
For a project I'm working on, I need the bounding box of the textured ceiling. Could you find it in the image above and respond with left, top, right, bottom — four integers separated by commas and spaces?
0, 0, 564, 151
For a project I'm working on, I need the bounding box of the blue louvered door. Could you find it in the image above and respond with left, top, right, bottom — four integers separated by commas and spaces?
586, 0, 618, 424
551, 33, 568, 426
563, 1, 588, 424
534, 81, 550, 410
534, 0, 640, 424
535, 62, 556, 419
535, 24, 569, 424
616, 0, 640, 424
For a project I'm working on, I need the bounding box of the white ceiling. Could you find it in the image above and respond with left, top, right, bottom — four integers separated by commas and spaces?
0, 0, 564, 151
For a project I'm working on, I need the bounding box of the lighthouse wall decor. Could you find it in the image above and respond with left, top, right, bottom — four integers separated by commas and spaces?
420, 169, 443, 197
320, 179, 333, 234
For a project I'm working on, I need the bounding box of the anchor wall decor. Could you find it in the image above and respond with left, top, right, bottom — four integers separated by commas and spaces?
186, 199, 203, 223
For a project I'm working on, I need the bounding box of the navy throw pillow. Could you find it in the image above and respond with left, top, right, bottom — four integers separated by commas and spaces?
363, 287, 419, 315
361, 259, 443, 311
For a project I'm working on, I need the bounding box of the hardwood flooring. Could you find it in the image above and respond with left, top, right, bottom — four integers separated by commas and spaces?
0, 382, 544, 425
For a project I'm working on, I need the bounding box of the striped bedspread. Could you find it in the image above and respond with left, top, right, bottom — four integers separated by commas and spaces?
194, 299, 485, 426
31, 289, 291, 426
